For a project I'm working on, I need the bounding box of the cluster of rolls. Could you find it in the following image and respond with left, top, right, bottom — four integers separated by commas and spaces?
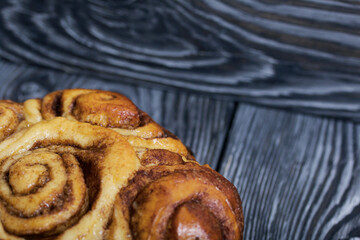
0, 89, 244, 240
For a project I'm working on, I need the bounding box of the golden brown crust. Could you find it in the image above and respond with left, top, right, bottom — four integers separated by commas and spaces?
109, 152, 244, 240
167, 201, 223, 240
139, 149, 184, 166
67, 90, 141, 129
42, 89, 153, 131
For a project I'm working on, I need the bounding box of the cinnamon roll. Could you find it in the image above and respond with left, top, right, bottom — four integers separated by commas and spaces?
109, 149, 244, 240
0, 118, 140, 239
0, 89, 244, 240
39, 89, 193, 159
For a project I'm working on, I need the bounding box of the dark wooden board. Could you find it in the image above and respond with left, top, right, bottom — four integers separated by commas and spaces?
0, 60, 235, 168
1, 0, 360, 119
220, 103, 360, 239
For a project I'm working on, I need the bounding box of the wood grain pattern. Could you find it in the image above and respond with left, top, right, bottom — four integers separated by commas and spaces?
1, 0, 360, 119
0, 61, 235, 168
220, 103, 360, 239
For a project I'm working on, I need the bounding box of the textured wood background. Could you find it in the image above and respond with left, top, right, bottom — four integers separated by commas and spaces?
1, 0, 360, 239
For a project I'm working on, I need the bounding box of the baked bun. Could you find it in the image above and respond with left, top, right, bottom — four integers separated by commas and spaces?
0, 118, 139, 239
0, 89, 243, 240
110, 149, 243, 240
0, 100, 24, 141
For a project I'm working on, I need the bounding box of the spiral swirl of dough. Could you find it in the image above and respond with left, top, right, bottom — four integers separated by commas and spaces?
40, 89, 193, 159
109, 150, 244, 240
0, 100, 23, 141
0, 118, 139, 240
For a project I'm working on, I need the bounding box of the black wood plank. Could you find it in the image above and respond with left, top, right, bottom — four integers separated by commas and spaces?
0, 61, 235, 168
220, 103, 360, 239
1, 0, 360, 119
